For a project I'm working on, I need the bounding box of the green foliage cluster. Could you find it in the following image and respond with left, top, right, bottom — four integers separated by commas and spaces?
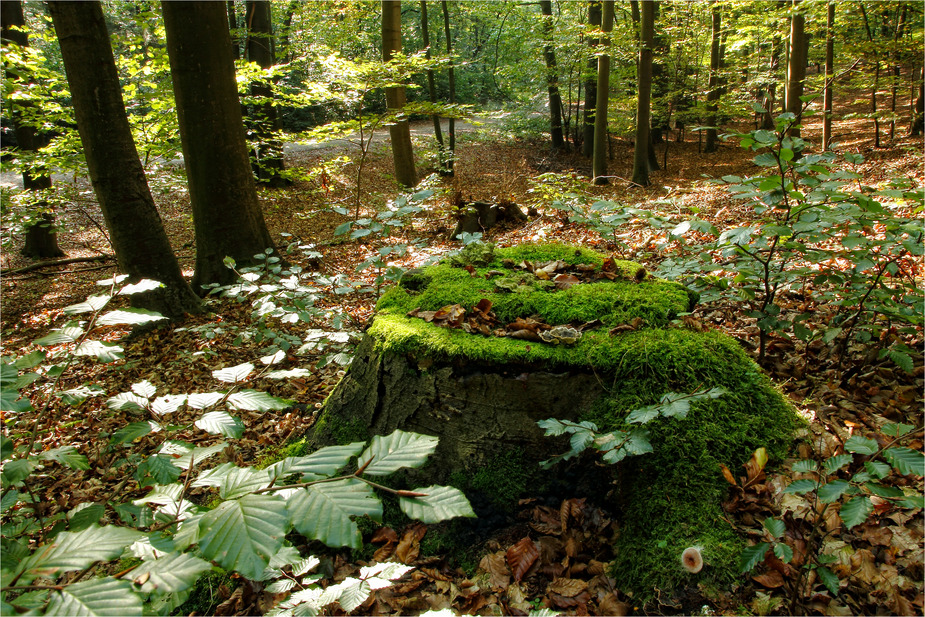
0, 275, 475, 616
740, 424, 923, 612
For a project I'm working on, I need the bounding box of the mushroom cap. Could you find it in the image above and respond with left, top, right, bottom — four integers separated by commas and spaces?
681, 546, 704, 573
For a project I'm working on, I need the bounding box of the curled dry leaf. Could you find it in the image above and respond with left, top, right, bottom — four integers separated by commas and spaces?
507, 537, 540, 582
479, 552, 511, 591
547, 577, 588, 597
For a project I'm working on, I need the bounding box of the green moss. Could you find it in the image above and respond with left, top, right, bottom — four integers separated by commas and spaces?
449, 449, 531, 510
378, 243, 691, 330
255, 437, 310, 469
311, 415, 369, 447
172, 569, 228, 616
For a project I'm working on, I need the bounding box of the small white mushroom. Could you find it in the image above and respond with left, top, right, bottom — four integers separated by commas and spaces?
681, 546, 704, 573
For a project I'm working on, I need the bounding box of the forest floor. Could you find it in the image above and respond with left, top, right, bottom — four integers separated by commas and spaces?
1, 95, 923, 616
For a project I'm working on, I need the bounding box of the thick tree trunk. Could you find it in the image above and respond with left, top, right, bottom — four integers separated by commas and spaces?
591, 0, 614, 184
631, 0, 654, 186
47, 1, 202, 318
704, 3, 721, 153
581, 1, 602, 158
161, 1, 277, 292
785, 1, 806, 139
441, 0, 456, 175
2, 0, 64, 259
822, 2, 834, 150
539, 0, 566, 151
382, 0, 418, 188
245, 0, 290, 187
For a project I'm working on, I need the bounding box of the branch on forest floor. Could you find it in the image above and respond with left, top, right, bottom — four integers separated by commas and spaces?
1, 254, 114, 275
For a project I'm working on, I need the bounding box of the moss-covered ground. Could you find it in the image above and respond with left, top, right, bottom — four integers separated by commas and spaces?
324, 243, 800, 600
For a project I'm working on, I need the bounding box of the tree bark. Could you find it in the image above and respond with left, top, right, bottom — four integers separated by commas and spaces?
539, 0, 566, 151
631, 0, 654, 186
912, 66, 924, 136
382, 0, 418, 188
822, 2, 834, 150
582, 0, 602, 158
859, 3, 879, 147
441, 0, 455, 176
591, 0, 613, 184
785, 1, 806, 139
47, 1, 202, 318
245, 0, 290, 187
2, 0, 64, 259
704, 2, 721, 153
420, 0, 448, 173
226, 0, 239, 60
161, 1, 277, 292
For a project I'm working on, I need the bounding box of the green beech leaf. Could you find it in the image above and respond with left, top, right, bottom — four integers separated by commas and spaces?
187, 392, 225, 409
773, 543, 793, 563
816, 566, 840, 596
783, 479, 817, 494
883, 447, 924, 477
67, 503, 105, 532
190, 462, 237, 488
266, 442, 366, 482
839, 496, 873, 528
111, 422, 155, 445
792, 459, 818, 473
739, 543, 769, 573
195, 411, 244, 439
887, 349, 913, 373
57, 385, 106, 406
226, 389, 291, 411
817, 480, 850, 503
287, 478, 381, 549
160, 441, 227, 470
197, 494, 288, 580
753, 152, 778, 167
107, 392, 148, 413
218, 466, 271, 499
45, 577, 143, 616
844, 435, 878, 456
17, 525, 143, 579
151, 394, 187, 415
357, 430, 438, 476
63, 295, 111, 315
762, 517, 785, 539
212, 363, 254, 383
881, 423, 914, 438
863, 460, 891, 479
96, 309, 166, 326
39, 446, 89, 470
35, 326, 85, 346
823, 454, 853, 474
13, 350, 47, 369
626, 404, 660, 424
399, 485, 476, 523
865, 482, 904, 499
1, 434, 12, 460
126, 552, 212, 595
73, 340, 124, 363
136, 454, 182, 485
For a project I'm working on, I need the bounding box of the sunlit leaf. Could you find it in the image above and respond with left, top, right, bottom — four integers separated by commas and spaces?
357, 430, 438, 476
197, 494, 288, 580
45, 577, 142, 616
398, 485, 476, 523
227, 389, 291, 411
287, 478, 381, 549
127, 552, 212, 595
96, 309, 166, 326
212, 363, 254, 383
17, 525, 143, 579
195, 411, 244, 439
844, 435, 878, 455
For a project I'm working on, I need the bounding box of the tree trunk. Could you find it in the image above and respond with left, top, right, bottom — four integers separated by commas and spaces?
582, 1, 602, 158
859, 3, 879, 147
420, 0, 448, 173
47, 1, 201, 318
822, 2, 834, 150
226, 0, 239, 60
2, 0, 64, 260
912, 65, 924, 136
441, 0, 456, 176
889, 5, 906, 141
591, 0, 613, 184
704, 2, 721, 153
245, 0, 290, 187
539, 0, 566, 151
785, 1, 806, 139
382, 0, 418, 188
161, 1, 277, 292
277, 0, 298, 63
631, 0, 654, 186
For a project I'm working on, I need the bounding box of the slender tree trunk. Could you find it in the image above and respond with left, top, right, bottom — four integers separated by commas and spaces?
161, 1, 277, 292
245, 0, 289, 186
704, 2, 721, 153
822, 2, 834, 150
911, 70, 924, 136
420, 0, 447, 172
889, 6, 906, 141
592, 0, 613, 184
277, 0, 298, 63
859, 3, 880, 147
441, 0, 455, 176
2, 0, 64, 259
382, 0, 418, 187
631, 0, 654, 186
47, 1, 201, 318
539, 0, 566, 151
785, 1, 806, 138
582, 1, 602, 158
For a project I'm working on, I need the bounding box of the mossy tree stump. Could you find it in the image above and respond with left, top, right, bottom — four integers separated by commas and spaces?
311, 243, 799, 599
